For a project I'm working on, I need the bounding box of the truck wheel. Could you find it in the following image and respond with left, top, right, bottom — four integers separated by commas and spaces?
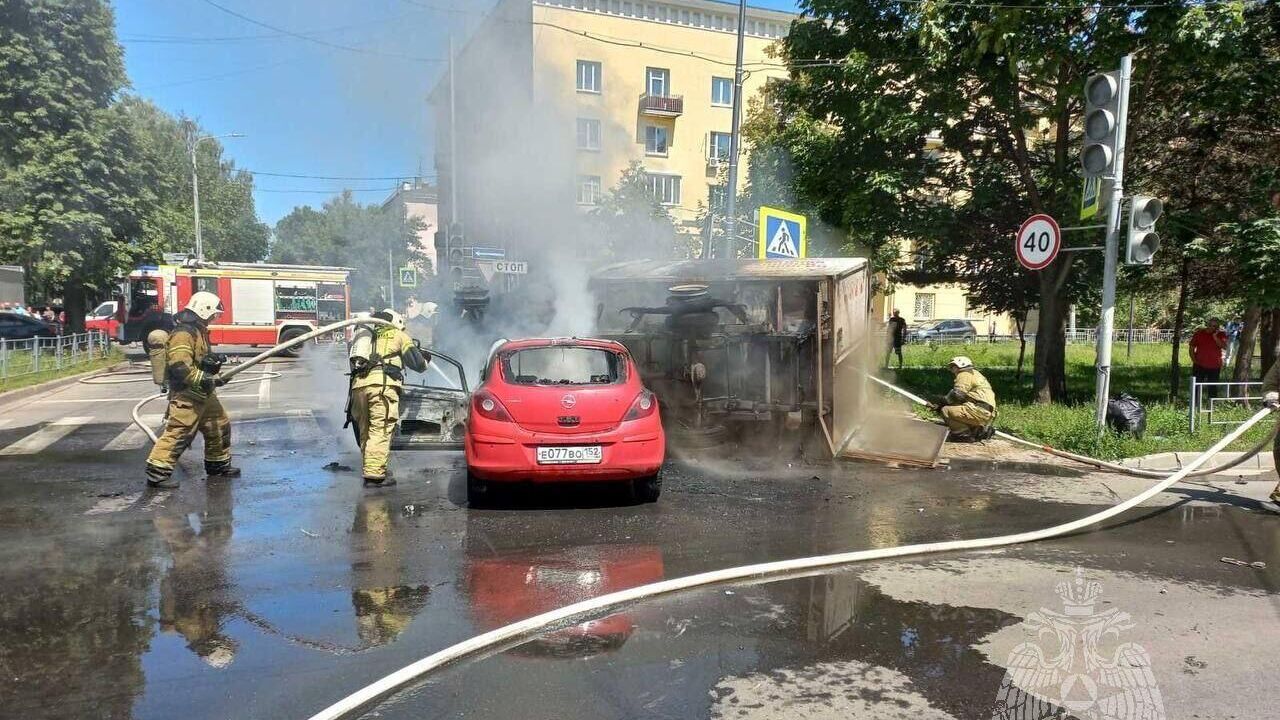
278, 327, 308, 357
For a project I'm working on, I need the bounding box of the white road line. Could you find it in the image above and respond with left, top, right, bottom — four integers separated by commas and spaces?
35, 394, 257, 404
0, 416, 93, 456
257, 375, 272, 408
102, 414, 165, 451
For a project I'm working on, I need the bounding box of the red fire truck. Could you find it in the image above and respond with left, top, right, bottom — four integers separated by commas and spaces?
113, 259, 353, 355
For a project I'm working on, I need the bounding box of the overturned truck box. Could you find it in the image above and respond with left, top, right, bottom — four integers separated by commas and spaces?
590, 258, 946, 466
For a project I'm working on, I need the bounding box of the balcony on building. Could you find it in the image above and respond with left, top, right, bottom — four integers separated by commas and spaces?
639, 93, 683, 117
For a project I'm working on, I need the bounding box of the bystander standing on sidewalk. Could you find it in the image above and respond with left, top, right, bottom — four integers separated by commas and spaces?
1189, 318, 1228, 398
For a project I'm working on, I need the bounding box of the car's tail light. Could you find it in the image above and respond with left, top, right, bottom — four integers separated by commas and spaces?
472, 389, 513, 422
623, 389, 657, 421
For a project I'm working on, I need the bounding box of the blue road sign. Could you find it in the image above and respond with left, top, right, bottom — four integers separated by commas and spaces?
758, 207, 807, 259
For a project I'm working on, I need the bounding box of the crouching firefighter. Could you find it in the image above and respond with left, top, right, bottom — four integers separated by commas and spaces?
144, 291, 240, 488
346, 310, 429, 486
932, 355, 997, 442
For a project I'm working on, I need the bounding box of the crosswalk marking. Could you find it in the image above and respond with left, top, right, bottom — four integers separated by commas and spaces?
257, 375, 272, 408
0, 416, 93, 456
102, 414, 165, 451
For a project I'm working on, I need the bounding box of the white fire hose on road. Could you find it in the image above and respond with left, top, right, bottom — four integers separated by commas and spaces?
304, 396, 1277, 719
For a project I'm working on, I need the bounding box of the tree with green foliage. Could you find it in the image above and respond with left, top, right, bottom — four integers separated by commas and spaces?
748, 0, 1276, 403
0, 0, 155, 330
589, 162, 682, 262
120, 97, 269, 264
270, 191, 427, 310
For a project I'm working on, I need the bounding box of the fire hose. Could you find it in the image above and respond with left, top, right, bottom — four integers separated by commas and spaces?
866, 375, 1278, 480
108, 317, 395, 445
303, 406, 1277, 719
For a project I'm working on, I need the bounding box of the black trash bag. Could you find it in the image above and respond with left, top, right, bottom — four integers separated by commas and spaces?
1106, 393, 1147, 438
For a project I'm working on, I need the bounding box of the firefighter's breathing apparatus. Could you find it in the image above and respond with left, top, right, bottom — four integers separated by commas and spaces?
305, 389, 1279, 720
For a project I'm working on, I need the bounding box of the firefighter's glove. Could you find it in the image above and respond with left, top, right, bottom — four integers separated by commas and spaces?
384, 365, 405, 383
213, 376, 227, 388
199, 353, 227, 374
1265, 391, 1279, 410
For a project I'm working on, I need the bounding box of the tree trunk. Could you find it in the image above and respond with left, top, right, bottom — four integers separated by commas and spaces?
1168, 256, 1190, 402
63, 283, 87, 334
1233, 305, 1261, 382
1015, 313, 1027, 382
1261, 308, 1280, 377
1032, 262, 1071, 403
1032, 286, 1069, 403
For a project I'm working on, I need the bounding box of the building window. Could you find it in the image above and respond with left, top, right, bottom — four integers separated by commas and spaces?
711, 77, 732, 106
681, 9, 689, 23
646, 173, 681, 205
913, 293, 936, 322
644, 125, 669, 155
577, 175, 602, 205
708, 131, 731, 163
576, 118, 601, 151
708, 184, 726, 211
646, 67, 669, 97
576, 60, 601, 93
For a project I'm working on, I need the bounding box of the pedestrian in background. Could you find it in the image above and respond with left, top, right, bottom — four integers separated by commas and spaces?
1188, 318, 1228, 399
884, 309, 907, 369
988, 320, 996, 344
1259, 358, 1280, 505
1225, 318, 1242, 367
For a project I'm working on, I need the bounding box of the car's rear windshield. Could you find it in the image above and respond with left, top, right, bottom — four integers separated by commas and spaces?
502, 347, 624, 385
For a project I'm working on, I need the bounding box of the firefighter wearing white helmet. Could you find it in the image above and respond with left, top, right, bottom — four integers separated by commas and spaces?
346, 308, 428, 486
145, 291, 239, 488
931, 355, 997, 442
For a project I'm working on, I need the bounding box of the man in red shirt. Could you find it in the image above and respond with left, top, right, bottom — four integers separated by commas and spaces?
1188, 318, 1228, 398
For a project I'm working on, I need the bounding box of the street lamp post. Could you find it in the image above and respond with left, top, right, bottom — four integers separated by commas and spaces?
190, 132, 245, 261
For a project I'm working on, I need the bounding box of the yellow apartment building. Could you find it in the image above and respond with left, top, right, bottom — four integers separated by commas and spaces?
432, 0, 794, 271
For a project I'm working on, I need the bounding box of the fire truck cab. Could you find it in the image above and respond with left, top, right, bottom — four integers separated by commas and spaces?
116, 258, 353, 355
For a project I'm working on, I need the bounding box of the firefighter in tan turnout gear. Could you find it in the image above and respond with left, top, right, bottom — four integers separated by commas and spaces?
144, 291, 240, 488
933, 355, 997, 442
347, 310, 428, 486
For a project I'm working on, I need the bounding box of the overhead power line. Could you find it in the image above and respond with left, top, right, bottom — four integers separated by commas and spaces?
198, 0, 444, 63
253, 186, 401, 194
119, 14, 409, 45
245, 170, 435, 181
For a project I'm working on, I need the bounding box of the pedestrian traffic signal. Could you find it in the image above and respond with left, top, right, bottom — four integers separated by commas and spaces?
1125, 195, 1162, 265
1082, 71, 1120, 178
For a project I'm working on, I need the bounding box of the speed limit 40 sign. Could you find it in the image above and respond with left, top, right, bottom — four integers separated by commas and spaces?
1015, 214, 1061, 270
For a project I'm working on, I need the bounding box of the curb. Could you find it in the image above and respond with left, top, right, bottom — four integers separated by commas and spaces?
0, 360, 132, 409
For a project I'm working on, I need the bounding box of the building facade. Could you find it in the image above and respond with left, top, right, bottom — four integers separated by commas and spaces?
431, 0, 794, 272
381, 180, 440, 275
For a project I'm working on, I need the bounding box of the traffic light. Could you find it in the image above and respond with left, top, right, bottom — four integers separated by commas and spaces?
1125, 195, 1162, 265
1082, 71, 1120, 178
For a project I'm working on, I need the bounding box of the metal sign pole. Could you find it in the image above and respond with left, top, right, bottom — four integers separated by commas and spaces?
722, 0, 747, 260
1094, 54, 1132, 431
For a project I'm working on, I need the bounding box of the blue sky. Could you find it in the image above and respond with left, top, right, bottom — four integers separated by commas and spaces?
115, 0, 803, 226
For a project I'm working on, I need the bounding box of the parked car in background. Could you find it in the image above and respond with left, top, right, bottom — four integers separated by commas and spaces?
84, 300, 119, 336
465, 337, 665, 504
0, 312, 58, 340
909, 319, 977, 343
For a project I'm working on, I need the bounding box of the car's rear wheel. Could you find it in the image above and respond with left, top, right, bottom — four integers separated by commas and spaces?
631, 472, 661, 504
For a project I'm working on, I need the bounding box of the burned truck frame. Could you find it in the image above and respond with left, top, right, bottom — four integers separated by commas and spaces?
590, 258, 893, 459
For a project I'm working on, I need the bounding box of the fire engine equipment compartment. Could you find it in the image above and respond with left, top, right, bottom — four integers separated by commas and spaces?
590, 258, 946, 466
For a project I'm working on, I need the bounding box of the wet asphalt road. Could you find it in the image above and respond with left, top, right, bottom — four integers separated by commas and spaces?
1, 350, 1278, 719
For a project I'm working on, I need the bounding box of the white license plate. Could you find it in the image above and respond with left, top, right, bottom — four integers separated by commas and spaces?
536, 445, 603, 464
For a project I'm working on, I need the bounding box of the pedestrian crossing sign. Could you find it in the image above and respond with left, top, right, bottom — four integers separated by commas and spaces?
758, 206, 806, 259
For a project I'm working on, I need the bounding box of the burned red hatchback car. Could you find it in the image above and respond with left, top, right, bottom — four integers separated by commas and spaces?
465, 337, 665, 503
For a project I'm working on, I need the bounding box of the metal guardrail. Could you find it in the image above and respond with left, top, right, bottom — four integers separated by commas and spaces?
1188, 377, 1262, 433
876, 329, 1178, 345
0, 330, 112, 384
